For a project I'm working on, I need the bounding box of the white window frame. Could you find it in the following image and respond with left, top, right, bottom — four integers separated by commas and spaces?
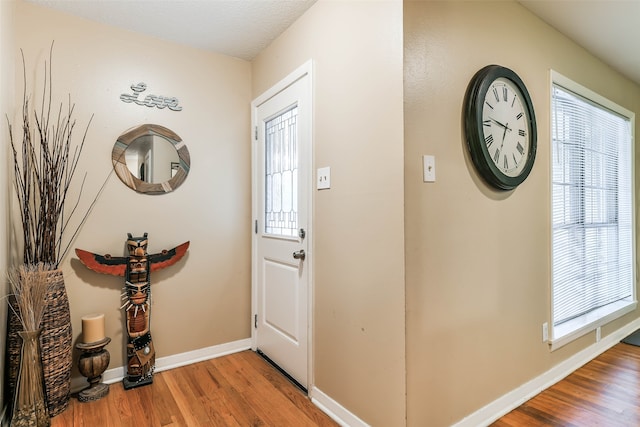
549, 70, 636, 351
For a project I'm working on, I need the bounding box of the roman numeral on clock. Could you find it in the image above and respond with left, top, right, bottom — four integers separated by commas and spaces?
485, 134, 494, 147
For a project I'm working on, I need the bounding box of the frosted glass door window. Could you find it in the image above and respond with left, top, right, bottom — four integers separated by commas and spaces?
265, 106, 298, 237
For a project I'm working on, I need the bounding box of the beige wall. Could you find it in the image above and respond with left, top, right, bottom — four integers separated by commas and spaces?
6, 0, 640, 425
252, 1, 406, 425
0, 0, 15, 414
10, 1, 252, 372
404, 1, 640, 426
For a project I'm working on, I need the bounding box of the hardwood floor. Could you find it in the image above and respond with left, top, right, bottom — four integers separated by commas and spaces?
51, 350, 338, 427
49, 342, 640, 426
493, 342, 640, 427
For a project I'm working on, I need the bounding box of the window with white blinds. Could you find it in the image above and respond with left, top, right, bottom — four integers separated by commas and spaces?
551, 73, 635, 347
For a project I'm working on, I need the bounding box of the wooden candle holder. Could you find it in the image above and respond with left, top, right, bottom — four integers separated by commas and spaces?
76, 337, 111, 402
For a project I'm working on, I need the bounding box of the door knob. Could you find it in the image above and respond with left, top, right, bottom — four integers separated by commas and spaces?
293, 250, 306, 260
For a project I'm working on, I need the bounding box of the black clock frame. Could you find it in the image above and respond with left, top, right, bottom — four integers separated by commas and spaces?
464, 65, 537, 190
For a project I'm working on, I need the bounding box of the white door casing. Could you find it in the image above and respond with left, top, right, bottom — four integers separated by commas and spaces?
251, 61, 312, 390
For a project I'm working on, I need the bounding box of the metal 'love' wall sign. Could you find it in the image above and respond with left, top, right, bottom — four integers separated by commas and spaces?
120, 82, 183, 111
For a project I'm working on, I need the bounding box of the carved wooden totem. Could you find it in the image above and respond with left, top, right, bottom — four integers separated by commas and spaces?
76, 233, 189, 389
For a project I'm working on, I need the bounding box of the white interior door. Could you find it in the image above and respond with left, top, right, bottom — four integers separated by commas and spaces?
252, 63, 312, 390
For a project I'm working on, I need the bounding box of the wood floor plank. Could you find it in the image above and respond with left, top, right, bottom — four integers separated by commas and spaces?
162, 366, 214, 426
107, 382, 135, 426
217, 356, 311, 426
202, 360, 266, 426
493, 343, 640, 426
48, 343, 640, 426
181, 362, 242, 427
148, 372, 189, 426
237, 352, 337, 427
51, 350, 337, 427
47, 343, 640, 426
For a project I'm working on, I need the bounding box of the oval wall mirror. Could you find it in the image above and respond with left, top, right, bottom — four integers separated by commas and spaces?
112, 124, 190, 194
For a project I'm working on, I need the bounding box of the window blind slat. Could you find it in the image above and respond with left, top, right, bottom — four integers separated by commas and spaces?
551, 84, 633, 327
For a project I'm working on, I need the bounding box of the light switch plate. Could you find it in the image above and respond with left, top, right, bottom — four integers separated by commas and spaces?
317, 167, 331, 190
423, 155, 436, 182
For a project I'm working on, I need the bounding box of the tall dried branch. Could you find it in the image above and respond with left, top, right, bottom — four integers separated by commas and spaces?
6, 42, 94, 268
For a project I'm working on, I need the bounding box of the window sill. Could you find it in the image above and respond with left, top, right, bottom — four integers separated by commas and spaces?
550, 298, 637, 351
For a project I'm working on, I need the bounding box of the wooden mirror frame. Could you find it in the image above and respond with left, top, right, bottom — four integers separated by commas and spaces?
112, 124, 190, 194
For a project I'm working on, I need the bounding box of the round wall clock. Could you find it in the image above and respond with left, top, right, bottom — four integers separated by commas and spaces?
464, 65, 537, 190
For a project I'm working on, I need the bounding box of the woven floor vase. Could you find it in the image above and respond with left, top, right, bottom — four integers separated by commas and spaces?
8, 269, 73, 417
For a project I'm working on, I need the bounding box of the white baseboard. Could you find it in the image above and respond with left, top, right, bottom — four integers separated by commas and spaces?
452, 317, 640, 427
71, 338, 252, 393
311, 386, 370, 427
69, 321, 639, 427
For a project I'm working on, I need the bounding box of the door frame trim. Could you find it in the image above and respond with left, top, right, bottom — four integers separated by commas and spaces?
250, 59, 314, 390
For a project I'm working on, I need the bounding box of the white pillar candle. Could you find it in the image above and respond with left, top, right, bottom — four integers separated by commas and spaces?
81, 313, 105, 343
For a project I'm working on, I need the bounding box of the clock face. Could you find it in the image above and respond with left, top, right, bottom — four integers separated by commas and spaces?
481, 77, 531, 178
464, 65, 537, 190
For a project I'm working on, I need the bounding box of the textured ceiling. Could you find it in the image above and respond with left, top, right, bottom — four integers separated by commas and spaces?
26, 0, 317, 61
519, 0, 640, 86
26, 0, 640, 86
